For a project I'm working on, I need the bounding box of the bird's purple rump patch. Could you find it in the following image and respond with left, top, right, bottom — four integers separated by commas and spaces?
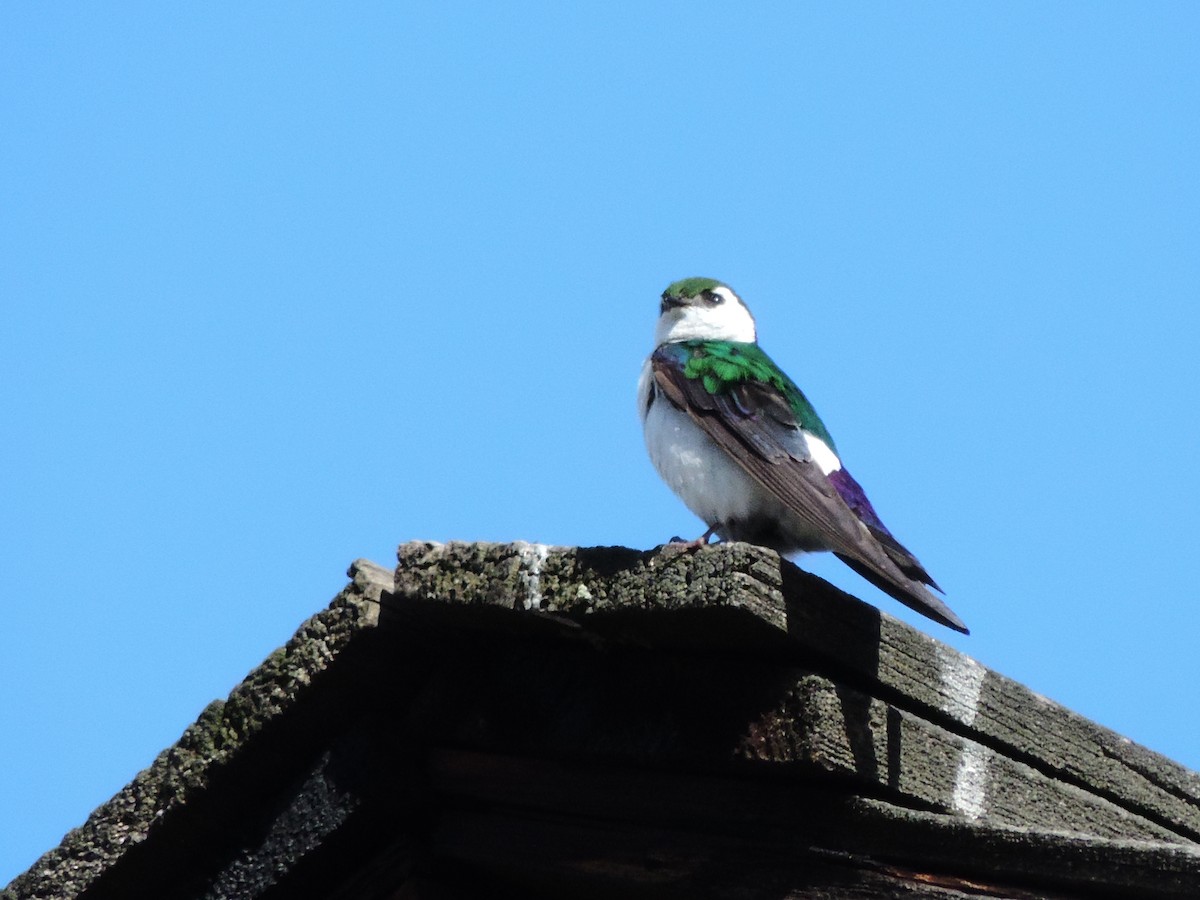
827, 468, 894, 538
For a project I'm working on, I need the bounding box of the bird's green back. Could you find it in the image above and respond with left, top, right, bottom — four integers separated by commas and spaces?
676, 340, 838, 452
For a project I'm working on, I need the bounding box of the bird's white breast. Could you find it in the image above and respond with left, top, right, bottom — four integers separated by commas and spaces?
638, 359, 777, 531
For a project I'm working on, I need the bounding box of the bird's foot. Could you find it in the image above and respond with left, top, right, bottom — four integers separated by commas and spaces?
667, 525, 720, 551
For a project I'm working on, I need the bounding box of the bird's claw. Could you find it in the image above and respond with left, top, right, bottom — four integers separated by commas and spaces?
666, 526, 720, 551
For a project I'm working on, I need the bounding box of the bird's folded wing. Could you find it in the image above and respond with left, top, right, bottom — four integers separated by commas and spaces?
650, 349, 967, 633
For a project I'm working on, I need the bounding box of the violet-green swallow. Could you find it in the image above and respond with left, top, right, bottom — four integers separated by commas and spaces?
638, 277, 968, 634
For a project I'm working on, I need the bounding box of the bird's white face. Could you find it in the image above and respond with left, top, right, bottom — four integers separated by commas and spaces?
655, 285, 757, 345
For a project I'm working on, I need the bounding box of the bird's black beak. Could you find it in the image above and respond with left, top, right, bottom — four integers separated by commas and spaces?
660, 294, 688, 314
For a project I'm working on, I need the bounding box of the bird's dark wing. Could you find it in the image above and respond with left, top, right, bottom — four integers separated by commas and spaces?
650, 346, 967, 634
826, 467, 943, 591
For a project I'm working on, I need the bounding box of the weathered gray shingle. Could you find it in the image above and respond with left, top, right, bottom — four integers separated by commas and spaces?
7, 541, 1199, 899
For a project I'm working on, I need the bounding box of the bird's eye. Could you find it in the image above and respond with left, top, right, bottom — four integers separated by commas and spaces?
704, 290, 724, 305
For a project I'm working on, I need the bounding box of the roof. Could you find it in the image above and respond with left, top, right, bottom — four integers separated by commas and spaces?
7, 541, 1200, 899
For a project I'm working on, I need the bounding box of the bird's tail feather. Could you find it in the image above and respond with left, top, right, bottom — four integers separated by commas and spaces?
834, 552, 969, 634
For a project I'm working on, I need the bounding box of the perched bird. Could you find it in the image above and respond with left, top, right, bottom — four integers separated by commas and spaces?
638, 277, 968, 634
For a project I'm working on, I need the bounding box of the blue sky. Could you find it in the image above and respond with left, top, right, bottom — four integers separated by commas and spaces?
3, 3, 1198, 883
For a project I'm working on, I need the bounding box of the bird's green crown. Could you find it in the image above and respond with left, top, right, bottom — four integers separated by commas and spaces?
663, 276, 725, 299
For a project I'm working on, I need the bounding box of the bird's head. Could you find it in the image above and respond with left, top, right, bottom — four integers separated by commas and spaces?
655, 277, 757, 345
